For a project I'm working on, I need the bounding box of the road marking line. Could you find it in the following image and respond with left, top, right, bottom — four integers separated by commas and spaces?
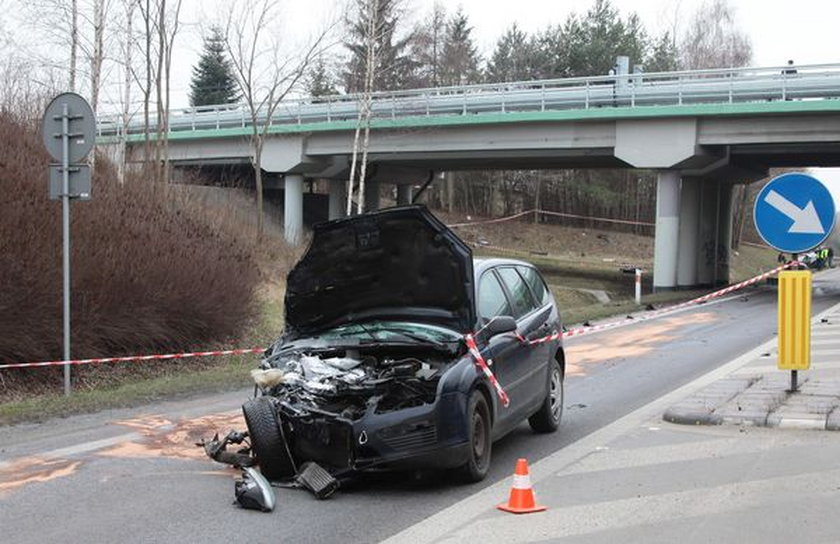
0, 432, 140, 470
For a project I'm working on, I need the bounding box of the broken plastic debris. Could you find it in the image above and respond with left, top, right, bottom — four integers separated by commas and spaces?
251, 368, 286, 389
235, 467, 276, 512
198, 430, 254, 468
296, 462, 340, 500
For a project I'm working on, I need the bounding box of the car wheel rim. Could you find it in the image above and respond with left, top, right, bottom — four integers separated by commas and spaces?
550, 367, 563, 422
472, 411, 486, 463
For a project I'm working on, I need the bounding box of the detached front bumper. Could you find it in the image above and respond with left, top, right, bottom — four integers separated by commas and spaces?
278, 391, 471, 472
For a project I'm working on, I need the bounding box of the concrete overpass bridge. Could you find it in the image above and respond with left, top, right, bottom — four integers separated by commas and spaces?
98, 62, 840, 290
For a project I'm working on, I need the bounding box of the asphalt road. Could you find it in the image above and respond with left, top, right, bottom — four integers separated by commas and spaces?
3, 270, 840, 543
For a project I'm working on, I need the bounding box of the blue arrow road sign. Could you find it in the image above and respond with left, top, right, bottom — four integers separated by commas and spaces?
754, 172, 836, 254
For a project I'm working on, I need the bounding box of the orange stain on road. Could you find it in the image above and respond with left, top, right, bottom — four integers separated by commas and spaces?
0, 457, 81, 495
101, 411, 246, 461
565, 312, 718, 376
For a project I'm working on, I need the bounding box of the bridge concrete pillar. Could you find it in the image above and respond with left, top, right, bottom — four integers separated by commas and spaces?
284, 174, 304, 245
653, 170, 681, 291
396, 184, 413, 206
715, 183, 734, 285
364, 180, 380, 212
677, 177, 700, 288
696, 181, 717, 286
328, 180, 346, 220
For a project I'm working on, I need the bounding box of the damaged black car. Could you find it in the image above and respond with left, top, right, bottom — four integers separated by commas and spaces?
243, 206, 565, 483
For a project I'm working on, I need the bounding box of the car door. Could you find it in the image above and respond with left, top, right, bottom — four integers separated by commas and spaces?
476, 269, 528, 430
494, 267, 552, 413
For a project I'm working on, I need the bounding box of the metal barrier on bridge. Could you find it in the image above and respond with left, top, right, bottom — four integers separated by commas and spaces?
98, 63, 840, 139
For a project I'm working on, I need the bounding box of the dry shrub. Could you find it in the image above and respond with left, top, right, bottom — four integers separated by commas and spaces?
0, 113, 266, 381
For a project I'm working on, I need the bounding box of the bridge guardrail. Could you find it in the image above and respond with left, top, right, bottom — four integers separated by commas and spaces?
97, 63, 840, 138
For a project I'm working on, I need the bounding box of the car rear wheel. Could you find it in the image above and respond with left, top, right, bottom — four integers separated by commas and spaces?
242, 397, 296, 481
458, 391, 492, 483
529, 359, 563, 433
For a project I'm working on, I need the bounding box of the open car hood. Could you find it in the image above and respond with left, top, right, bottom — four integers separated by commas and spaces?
284, 206, 475, 336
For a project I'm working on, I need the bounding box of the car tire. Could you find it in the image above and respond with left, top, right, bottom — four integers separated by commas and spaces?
528, 358, 563, 433
242, 397, 296, 481
458, 391, 492, 483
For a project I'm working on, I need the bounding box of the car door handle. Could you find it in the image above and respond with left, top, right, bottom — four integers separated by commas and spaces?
526, 324, 551, 341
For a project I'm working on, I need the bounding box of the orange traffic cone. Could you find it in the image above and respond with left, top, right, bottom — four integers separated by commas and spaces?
497, 458, 546, 514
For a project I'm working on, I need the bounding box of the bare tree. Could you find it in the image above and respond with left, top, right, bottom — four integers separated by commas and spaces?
346, 0, 379, 216
137, 0, 154, 172
89, 0, 105, 113
162, 0, 183, 183
409, 2, 446, 87
71, 0, 79, 91
225, 0, 335, 240
17, 0, 91, 93
680, 0, 752, 70
117, 0, 136, 184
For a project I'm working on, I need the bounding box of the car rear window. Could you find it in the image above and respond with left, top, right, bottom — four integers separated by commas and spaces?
497, 267, 538, 318
517, 265, 550, 307
478, 273, 512, 322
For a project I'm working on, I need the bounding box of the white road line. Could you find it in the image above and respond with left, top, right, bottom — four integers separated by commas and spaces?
0, 432, 140, 470
383, 299, 840, 544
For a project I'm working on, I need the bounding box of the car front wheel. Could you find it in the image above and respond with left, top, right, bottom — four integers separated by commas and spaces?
529, 358, 563, 433
242, 397, 297, 481
458, 391, 492, 483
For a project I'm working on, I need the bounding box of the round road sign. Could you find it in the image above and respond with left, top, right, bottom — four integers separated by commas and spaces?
41, 92, 96, 163
753, 172, 836, 253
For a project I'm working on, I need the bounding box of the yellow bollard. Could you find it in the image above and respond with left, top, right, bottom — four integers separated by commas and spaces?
778, 270, 812, 392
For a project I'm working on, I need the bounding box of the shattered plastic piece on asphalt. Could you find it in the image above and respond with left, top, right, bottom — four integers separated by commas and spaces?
198, 431, 255, 468
234, 467, 276, 512
296, 462, 340, 500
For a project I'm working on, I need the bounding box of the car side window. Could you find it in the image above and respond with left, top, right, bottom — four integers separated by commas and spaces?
478, 272, 512, 322
517, 265, 550, 307
497, 267, 538, 319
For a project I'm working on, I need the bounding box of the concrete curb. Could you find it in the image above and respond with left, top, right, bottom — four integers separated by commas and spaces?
664, 301, 840, 432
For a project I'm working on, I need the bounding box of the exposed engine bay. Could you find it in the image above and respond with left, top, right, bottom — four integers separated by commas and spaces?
252, 346, 454, 420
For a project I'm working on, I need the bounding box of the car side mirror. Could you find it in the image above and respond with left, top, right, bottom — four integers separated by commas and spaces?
481, 316, 517, 340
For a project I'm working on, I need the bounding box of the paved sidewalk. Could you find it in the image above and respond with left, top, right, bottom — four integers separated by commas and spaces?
664, 305, 840, 430
385, 299, 840, 544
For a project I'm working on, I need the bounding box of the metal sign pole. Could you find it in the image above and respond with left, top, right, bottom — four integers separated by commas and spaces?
61, 103, 72, 396
42, 92, 95, 397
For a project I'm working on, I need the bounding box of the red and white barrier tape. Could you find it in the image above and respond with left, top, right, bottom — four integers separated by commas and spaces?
448, 209, 654, 229
448, 210, 534, 228
0, 348, 265, 370
0, 261, 799, 392
464, 333, 510, 407
538, 209, 654, 227
558, 260, 801, 339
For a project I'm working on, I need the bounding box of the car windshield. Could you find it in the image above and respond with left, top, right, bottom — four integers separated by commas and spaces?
317, 321, 463, 345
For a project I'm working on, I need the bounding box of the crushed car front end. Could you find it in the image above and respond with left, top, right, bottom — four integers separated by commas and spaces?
250, 334, 478, 474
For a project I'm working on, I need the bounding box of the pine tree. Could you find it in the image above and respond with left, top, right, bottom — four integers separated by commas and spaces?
408, 3, 446, 88
189, 26, 238, 107
566, 0, 647, 77
646, 31, 679, 73
485, 23, 536, 83
343, 0, 415, 92
439, 9, 481, 86
306, 54, 338, 98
